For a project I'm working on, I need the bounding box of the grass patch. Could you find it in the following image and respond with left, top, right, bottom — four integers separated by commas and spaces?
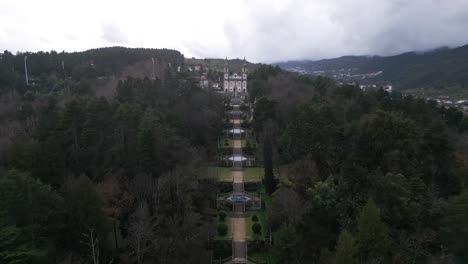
244, 167, 263, 182
200, 167, 232, 181
248, 251, 269, 263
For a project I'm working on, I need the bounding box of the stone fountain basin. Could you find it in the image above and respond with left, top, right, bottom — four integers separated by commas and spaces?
229, 128, 245, 134
229, 156, 247, 161
227, 194, 252, 202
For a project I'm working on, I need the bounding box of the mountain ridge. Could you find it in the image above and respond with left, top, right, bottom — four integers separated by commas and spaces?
275, 44, 468, 89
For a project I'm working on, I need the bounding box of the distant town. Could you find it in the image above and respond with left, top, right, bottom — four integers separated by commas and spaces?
282, 65, 468, 113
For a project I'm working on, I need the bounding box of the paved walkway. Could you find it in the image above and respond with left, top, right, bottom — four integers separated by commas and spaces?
233, 139, 242, 148
232, 217, 246, 241
232, 171, 243, 183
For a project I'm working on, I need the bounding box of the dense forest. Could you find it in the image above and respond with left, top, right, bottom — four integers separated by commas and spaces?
0, 48, 223, 263
1, 47, 468, 264
249, 66, 468, 263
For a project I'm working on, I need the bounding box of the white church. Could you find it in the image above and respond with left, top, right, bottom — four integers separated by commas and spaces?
223, 58, 248, 95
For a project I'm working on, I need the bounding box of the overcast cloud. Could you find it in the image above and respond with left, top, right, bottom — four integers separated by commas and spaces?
1, 0, 468, 62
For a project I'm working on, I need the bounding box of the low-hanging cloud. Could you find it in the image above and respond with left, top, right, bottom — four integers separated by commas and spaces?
208, 0, 468, 62
1, 0, 468, 62
101, 23, 128, 44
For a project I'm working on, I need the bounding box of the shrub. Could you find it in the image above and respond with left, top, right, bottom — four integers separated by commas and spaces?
219, 211, 227, 222
218, 223, 228, 236
251, 214, 259, 222
252, 223, 262, 235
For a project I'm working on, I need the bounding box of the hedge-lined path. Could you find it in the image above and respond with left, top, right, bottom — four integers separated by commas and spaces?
230, 115, 247, 262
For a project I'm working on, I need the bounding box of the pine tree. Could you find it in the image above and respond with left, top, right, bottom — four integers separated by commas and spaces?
264, 135, 275, 194
440, 189, 468, 261
356, 198, 390, 261
63, 175, 107, 250
0, 170, 63, 263
335, 229, 356, 264
140, 130, 158, 176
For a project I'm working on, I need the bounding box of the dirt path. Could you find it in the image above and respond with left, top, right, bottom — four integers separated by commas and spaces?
232, 217, 246, 241
233, 139, 242, 148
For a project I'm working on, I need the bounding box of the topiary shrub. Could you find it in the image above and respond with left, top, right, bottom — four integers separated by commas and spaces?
218, 223, 228, 236
252, 223, 261, 235
219, 211, 227, 222
251, 214, 259, 222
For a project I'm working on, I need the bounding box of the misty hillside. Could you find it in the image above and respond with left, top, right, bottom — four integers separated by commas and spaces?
276, 44, 468, 89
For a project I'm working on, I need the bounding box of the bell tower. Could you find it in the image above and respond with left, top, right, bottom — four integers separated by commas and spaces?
224, 57, 229, 75
241, 57, 248, 93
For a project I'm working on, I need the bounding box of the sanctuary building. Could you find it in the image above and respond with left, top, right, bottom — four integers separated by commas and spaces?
223, 58, 248, 95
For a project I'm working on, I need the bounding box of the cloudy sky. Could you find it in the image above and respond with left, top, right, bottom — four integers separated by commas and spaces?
1, 0, 468, 62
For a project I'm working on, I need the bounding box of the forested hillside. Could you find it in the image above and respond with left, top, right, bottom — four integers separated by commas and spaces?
0, 48, 224, 263
0, 47, 185, 96
186, 58, 260, 73
2, 47, 468, 264
277, 44, 468, 89
249, 66, 468, 263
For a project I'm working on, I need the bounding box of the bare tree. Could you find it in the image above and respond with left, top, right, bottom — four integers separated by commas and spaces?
127, 201, 154, 264
82, 228, 100, 264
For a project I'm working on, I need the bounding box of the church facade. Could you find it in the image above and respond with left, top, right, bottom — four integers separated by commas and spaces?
223, 58, 248, 95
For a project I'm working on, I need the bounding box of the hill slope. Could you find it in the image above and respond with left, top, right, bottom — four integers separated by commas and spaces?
276, 44, 468, 90
185, 58, 260, 73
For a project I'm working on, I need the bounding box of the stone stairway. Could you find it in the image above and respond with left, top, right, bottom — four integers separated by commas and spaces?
233, 182, 244, 193
230, 114, 247, 263
215, 103, 251, 264
232, 241, 247, 261
231, 203, 245, 218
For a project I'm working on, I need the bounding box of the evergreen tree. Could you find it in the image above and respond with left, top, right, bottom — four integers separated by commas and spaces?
335, 229, 356, 264
356, 198, 390, 261
140, 130, 159, 176
61, 98, 87, 174
440, 189, 468, 261
62, 175, 107, 251
0, 170, 63, 263
264, 135, 275, 195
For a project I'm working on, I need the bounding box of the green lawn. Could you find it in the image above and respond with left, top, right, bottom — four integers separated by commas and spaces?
214, 212, 232, 240
246, 211, 267, 241
244, 167, 264, 182
201, 167, 232, 181
200, 167, 264, 182
248, 251, 269, 263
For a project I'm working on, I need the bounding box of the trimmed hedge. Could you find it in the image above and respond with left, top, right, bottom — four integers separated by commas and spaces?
218, 223, 228, 236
